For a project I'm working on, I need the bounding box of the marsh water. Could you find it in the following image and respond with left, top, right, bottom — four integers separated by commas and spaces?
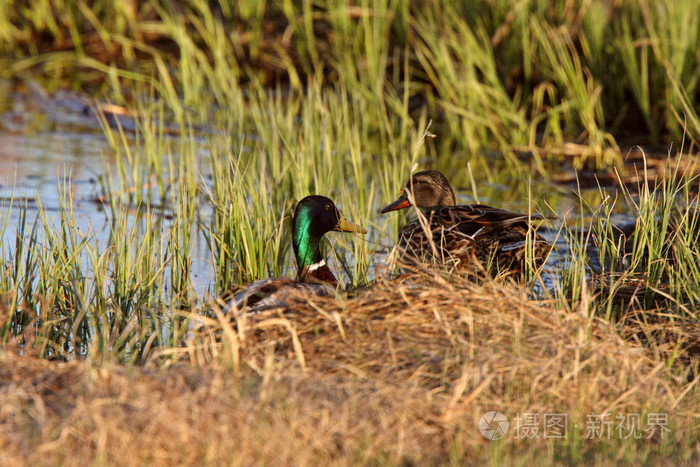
0, 130, 605, 295
0, 130, 219, 299
0, 89, 644, 311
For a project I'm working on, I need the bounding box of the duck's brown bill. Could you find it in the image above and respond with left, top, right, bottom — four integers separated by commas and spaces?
380, 191, 411, 213
335, 216, 368, 234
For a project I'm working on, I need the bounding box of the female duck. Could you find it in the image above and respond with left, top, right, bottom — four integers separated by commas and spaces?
219, 195, 366, 313
380, 170, 551, 275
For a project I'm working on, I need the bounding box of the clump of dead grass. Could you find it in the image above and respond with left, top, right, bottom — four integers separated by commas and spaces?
1, 271, 699, 465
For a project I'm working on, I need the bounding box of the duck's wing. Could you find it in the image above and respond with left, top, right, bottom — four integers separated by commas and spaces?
398, 204, 530, 248
397, 204, 553, 271
216, 279, 332, 316
437, 204, 547, 232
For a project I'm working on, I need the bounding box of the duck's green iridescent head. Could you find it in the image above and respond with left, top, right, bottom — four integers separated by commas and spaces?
292, 195, 367, 270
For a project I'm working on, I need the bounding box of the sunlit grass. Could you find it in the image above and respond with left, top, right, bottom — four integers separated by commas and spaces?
0, 2, 699, 462
0, 0, 698, 360
550, 148, 700, 320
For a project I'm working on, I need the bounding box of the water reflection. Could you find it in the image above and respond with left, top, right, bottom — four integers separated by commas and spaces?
0, 131, 216, 299
0, 129, 645, 307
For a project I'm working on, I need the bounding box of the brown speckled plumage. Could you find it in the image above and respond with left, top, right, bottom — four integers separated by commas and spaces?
381, 171, 552, 275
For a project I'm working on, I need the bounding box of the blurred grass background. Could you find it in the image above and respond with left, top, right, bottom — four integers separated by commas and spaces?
1, 0, 698, 158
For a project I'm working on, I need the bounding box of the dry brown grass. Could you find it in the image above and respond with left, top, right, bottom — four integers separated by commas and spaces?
1, 271, 699, 465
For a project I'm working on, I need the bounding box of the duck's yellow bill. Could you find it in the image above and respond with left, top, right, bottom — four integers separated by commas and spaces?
335, 216, 368, 234
380, 192, 411, 213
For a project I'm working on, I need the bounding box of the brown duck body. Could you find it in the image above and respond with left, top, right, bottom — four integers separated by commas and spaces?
397, 204, 551, 273
225, 259, 340, 312
382, 171, 552, 275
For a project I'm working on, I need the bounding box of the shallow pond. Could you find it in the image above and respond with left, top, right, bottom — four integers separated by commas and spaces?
0, 88, 660, 316
0, 130, 219, 299
0, 128, 617, 299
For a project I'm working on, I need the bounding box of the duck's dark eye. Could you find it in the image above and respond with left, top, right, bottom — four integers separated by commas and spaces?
325, 203, 332, 211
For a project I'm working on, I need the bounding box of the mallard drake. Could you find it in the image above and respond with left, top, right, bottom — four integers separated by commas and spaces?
380, 170, 552, 275
218, 195, 367, 313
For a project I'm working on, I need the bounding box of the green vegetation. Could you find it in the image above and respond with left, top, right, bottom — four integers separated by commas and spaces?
0, 0, 698, 464
2, 0, 699, 157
